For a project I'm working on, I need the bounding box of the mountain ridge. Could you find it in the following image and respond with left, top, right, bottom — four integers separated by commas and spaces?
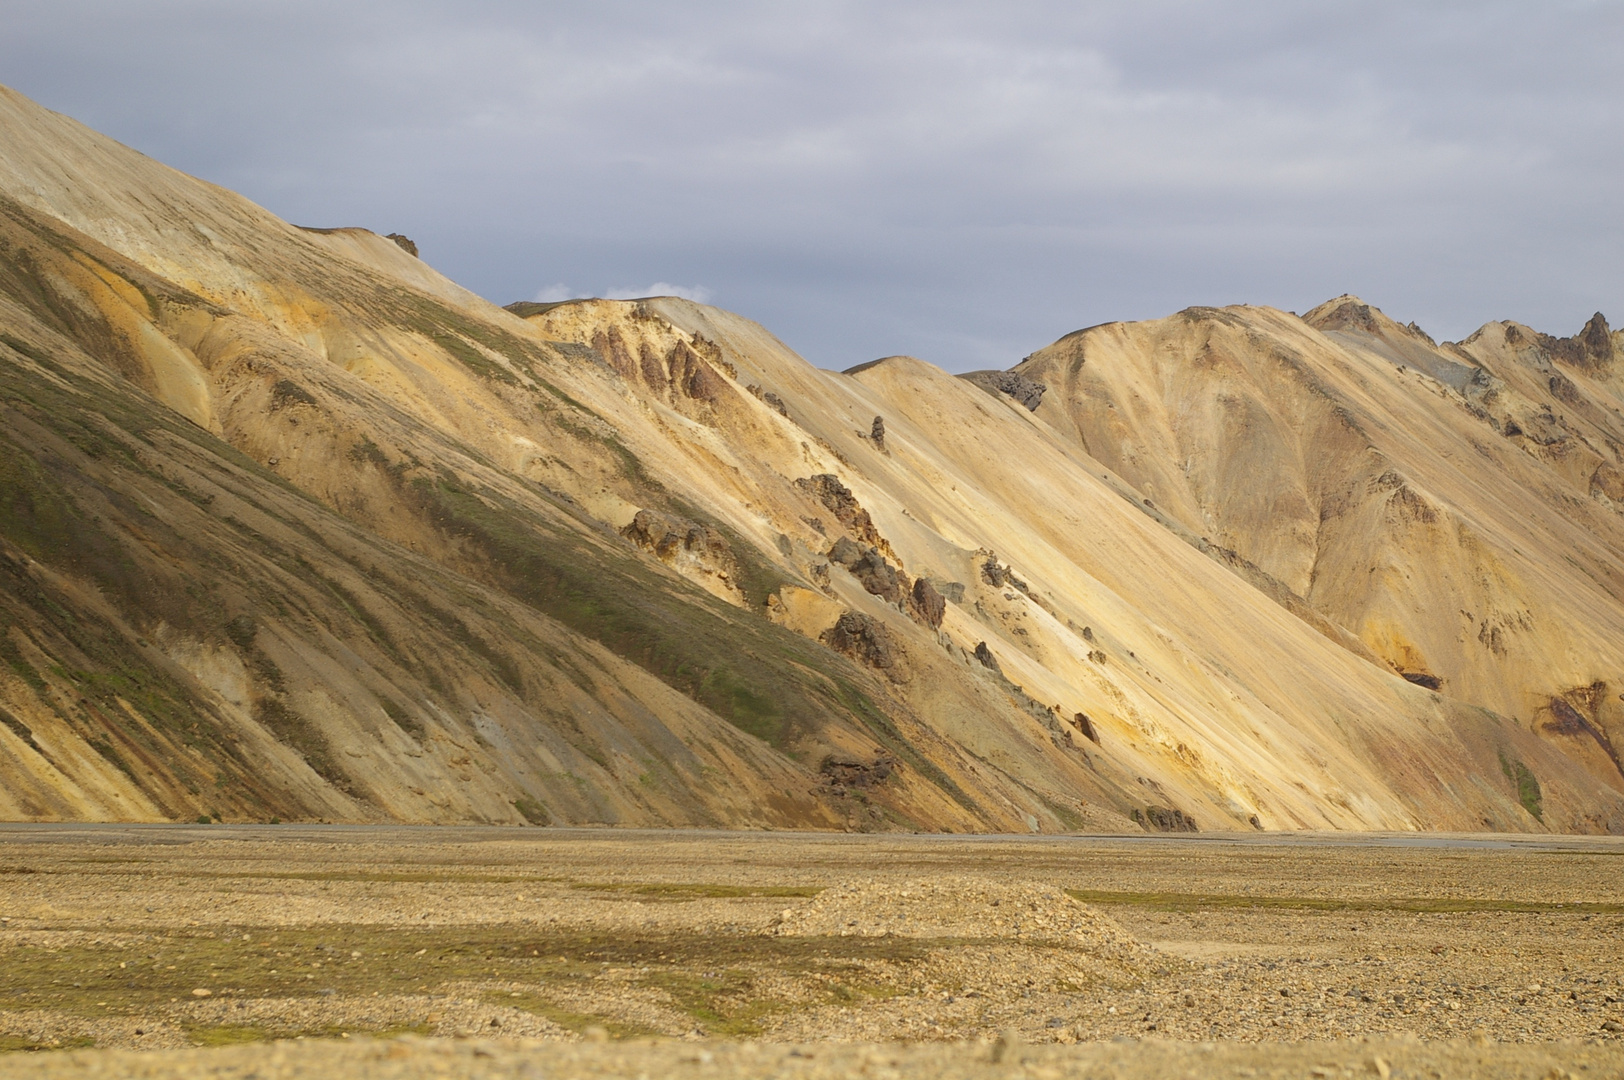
1, 82, 1620, 832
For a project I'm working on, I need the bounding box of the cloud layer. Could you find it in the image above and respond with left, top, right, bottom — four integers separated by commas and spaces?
2, 1, 1620, 370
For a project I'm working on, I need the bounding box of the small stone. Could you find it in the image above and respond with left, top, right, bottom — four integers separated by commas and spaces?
1367, 1056, 1391, 1078
190, 988, 212, 997
1602, 1019, 1623, 1032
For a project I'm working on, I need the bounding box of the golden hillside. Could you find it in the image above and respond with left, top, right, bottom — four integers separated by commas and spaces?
1, 84, 1619, 832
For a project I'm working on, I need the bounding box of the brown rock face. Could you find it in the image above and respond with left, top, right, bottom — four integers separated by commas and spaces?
1578, 312, 1615, 365
668, 339, 727, 402
821, 612, 910, 682
827, 538, 906, 605
1536, 312, 1615, 369
384, 233, 418, 257
591, 325, 637, 379
621, 510, 740, 597
909, 577, 946, 629
871, 414, 886, 449
1132, 805, 1199, 832
973, 641, 1002, 674
796, 474, 888, 550
818, 753, 896, 789
622, 509, 720, 560
962, 370, 1047, 411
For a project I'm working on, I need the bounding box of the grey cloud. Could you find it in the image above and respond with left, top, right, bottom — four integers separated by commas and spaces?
1, 0, 1620, 370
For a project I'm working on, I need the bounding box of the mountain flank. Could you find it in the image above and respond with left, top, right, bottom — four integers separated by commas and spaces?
1, 84, 1621, 832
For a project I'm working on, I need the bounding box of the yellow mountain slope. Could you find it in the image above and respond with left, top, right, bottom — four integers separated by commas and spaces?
1, 84, 1619, 832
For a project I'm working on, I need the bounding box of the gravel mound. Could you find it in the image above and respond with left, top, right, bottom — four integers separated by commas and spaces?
772, 878, 1141, 952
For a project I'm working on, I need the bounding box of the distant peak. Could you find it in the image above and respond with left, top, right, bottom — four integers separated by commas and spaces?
1488, 311, 1616, 368
1303, 295, 1386, 333
842, 355, 920, 376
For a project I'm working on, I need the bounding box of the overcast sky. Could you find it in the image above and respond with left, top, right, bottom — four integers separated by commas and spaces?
2, 2, 1620, 371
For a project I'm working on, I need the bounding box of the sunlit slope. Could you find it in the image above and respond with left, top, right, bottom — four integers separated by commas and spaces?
525, 298, 1622, 831
1, 81, 1620, 831
0, 88, 1024, 830
1017, 298, 1624, 796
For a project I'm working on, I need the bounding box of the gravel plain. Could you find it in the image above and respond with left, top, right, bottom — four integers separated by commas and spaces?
0, 825, 1621, 1078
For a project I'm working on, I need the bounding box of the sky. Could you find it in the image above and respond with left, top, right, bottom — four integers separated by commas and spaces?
1, 1, 1620, 372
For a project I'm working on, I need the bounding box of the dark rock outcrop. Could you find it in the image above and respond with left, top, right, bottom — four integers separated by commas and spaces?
1401, 671, 1443, 691
1549, 373, 1586, 407
1578, 312, 1615, 365
591, 331, 731, 405
819, 753, 897, 789
871, 415, 886, 450
1535, 312, 1615, 370
667, 339, 728, 402
1308, 297, 1381, 333
622, 510, 739, 584
972, 641, 1002, 674
961, 370, 1048, 411
909, 577, 945, 629
385, 233, 418, 257
821, 612, 910, 683
1073, 712, 1099, 744
796, 474, 888, 550
980, 555, 1027, 591
746, 384, 789, 415
1132, 805, 1199, 832
269, 379, 317, 410
827, 538, 906, 605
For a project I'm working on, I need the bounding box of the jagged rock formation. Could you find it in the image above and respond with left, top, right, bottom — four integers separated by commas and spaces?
962, 369, 1047, 410
908, 577, 946, 629
621, 509, 743, 603
827, 538, 906, 605
821, 612, 910, 684
795, 474, 891, 553
1, 83, 1622, 833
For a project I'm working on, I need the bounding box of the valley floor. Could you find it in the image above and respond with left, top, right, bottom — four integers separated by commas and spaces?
0, 826, 1621, 1077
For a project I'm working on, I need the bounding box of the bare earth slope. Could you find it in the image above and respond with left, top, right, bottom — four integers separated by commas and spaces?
1, 83, 1621, 832
1016, 297, 1624, 810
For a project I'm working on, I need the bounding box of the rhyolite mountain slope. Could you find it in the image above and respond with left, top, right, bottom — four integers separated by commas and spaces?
0, 84, 1620, 832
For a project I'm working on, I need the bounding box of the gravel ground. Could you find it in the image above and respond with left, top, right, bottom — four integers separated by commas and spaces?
1, 826, 1622, 1074
5, 1033, 1623, 1079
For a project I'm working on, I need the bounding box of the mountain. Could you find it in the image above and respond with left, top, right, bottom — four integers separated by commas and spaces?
0, 84, 1620, 832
